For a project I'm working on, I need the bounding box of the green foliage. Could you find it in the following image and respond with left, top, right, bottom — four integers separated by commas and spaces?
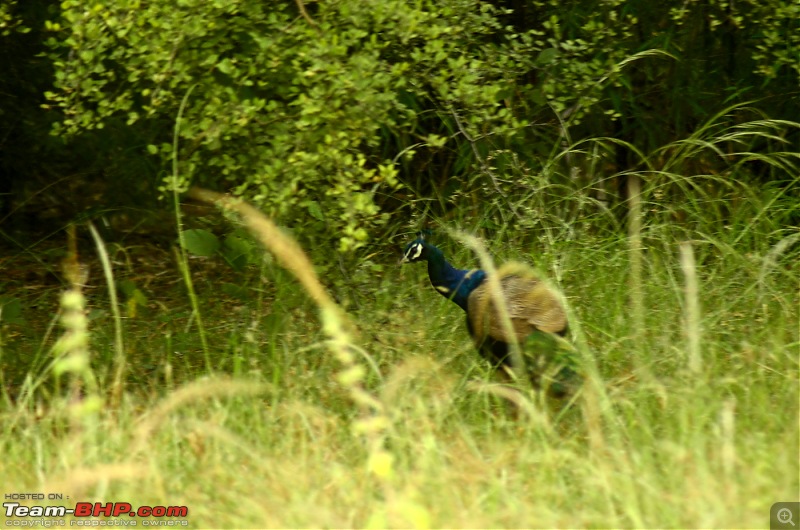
0, 0, 28, 37
179, 227, 262, 272
180, 228, 220, 258
220, 229, 261, 271
667, 0, 800, 82
46, 0, 531, 251
41, 0, 799, 253
493, 0, 800, 179
1, 0, 797, 519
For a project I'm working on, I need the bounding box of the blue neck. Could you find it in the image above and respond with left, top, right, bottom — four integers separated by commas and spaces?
424, 245, 485, 311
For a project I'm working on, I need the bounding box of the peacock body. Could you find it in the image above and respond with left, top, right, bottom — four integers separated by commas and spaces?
401, 236, 579, 396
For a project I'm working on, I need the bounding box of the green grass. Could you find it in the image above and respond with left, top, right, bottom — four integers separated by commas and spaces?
1, 110, 799, 527
1, 211, 796, 528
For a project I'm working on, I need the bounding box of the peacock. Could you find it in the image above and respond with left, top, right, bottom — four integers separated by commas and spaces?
401, 233, 580, 397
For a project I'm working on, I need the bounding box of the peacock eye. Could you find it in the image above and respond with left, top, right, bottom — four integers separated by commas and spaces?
405, 242, 423, 261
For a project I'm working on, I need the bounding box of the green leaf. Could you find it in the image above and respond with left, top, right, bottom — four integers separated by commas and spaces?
535, 48, 560, 66
221, 231, 257, 271
217, 58, 234, 75
306, 200, 325, 221
181, 229, 221, 257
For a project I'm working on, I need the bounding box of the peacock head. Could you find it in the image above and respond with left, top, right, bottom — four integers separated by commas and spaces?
400, 230, 436, 264
400, 238, 429, 263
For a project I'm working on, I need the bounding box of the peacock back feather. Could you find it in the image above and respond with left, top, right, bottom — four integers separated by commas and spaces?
466, 261, 568, 344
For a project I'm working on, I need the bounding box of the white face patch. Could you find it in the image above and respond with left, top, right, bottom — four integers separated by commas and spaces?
404, 242, 423, 262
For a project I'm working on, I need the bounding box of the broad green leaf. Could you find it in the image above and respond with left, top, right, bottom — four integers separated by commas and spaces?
181, 229, 221, 257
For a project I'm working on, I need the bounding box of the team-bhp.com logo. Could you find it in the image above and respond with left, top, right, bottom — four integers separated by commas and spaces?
4, 501, 189, 526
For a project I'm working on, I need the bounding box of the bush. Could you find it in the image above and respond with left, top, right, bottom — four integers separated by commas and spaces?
46, 0, 537, 251
44, 0, 799, 252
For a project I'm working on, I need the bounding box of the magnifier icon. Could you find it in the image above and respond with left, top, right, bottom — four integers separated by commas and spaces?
778, 508, 796, 527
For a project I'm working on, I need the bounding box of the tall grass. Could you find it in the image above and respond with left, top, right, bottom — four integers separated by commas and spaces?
0, 117, 798, 528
